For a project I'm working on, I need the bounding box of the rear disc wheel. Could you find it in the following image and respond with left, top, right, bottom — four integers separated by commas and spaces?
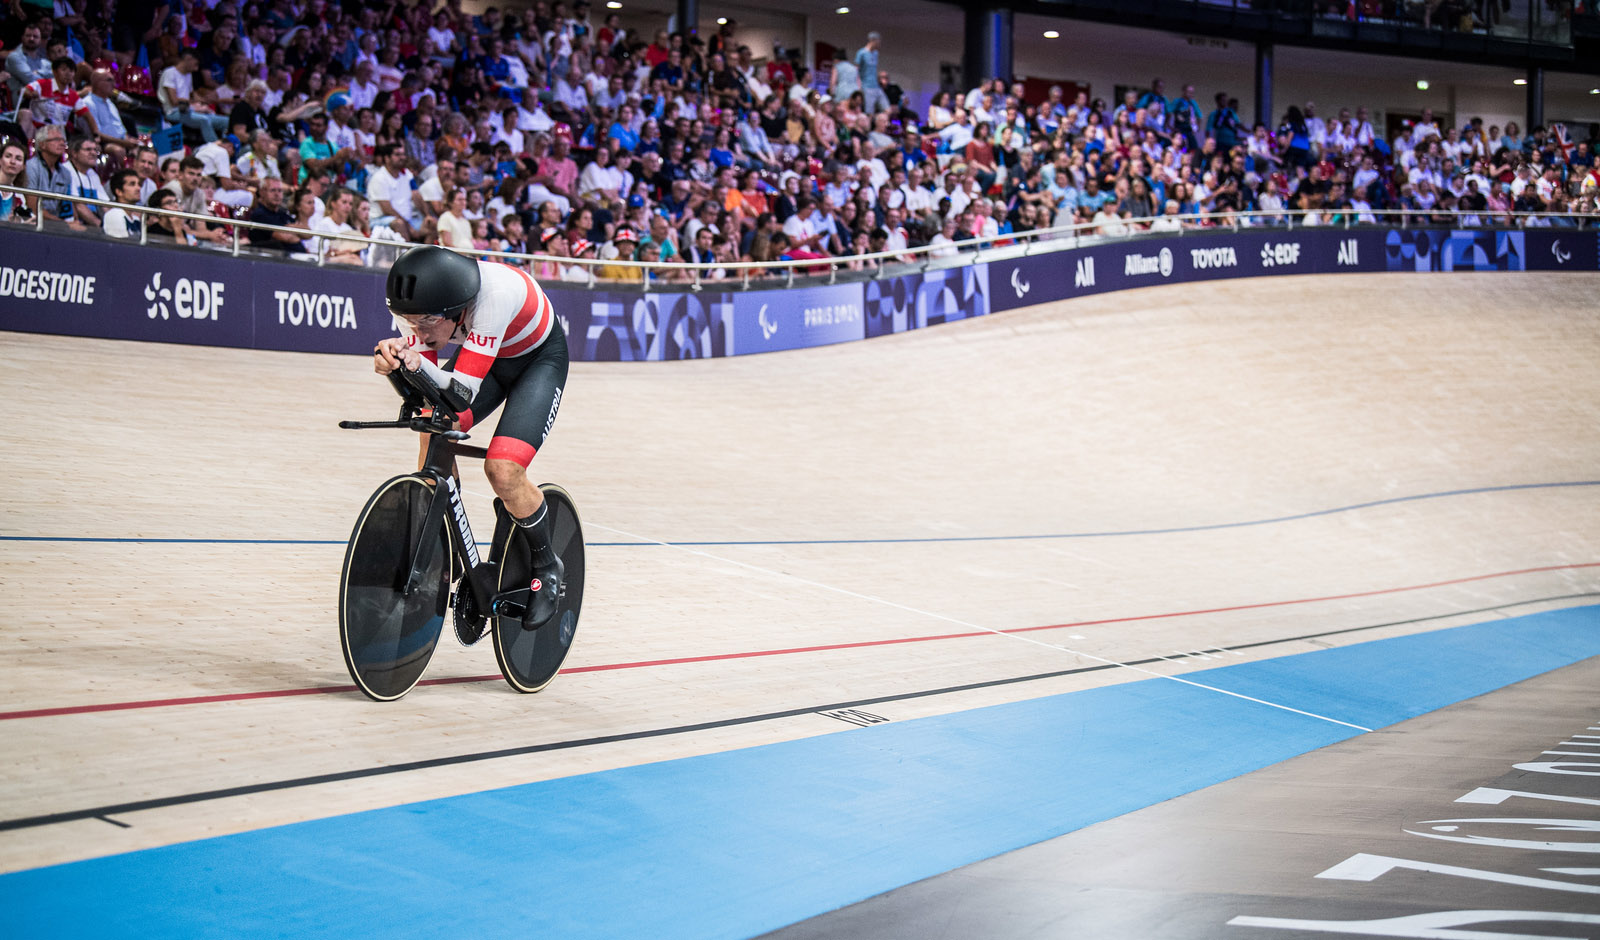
492, 484, 585, 693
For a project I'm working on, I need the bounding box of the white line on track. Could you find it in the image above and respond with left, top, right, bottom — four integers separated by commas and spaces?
580, 516, 1375, 734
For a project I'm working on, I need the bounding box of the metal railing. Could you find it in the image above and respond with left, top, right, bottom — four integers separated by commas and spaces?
2, 184, 1595, 290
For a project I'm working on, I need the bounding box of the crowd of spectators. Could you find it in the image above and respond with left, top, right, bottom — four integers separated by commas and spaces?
2, 0, 1598, 281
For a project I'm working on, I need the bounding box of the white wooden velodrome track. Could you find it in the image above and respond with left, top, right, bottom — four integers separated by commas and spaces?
1, 271, 1598, 937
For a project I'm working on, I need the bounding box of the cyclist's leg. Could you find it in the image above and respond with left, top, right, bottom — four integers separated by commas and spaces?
481, 330, 569, 518
481, 329, 570, 622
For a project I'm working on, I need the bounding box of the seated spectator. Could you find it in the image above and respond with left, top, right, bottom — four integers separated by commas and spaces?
61, 135, 108, 230
82, 68, 141, 164
1149, 199, 1184, 232
144, 189, 189, 241
436, 188, 474, 249
24, 125, 76, 227
926, 216, 960, 257
101, 169, 146, 239
247, 179, 302, 253
599, 226, 642, 281
312, 187, 367, 265
159, 49, 230, 143
1, 138, 37, 224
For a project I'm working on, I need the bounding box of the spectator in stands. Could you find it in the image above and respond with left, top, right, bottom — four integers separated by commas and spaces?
61, 136, 107, 230
0, 138, 35, 224
101, 170, 145, 239
247, 178, 303, 253
437, 187, 473, 249
23, 124, 73, 225
5, 23, 48, 102
82, 69, 141, 165
159, 49, 230, 143
162, 156, 230, 243
195, 135, 255, 209
16, 55, 89, 139
366, 143, 420, 241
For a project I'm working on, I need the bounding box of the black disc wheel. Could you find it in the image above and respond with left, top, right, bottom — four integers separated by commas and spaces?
339, 474, 452, 701
492, 484, 585, 693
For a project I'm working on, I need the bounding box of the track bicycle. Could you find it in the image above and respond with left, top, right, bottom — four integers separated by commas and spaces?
337, 366, 584, 702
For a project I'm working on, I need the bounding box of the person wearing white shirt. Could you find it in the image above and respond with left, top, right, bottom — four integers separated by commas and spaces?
554, 74, 589, 114
366, 143, 419, 239
159, 49, 229, 142
1149, 199, 1183, 232
1303, 102, 1326, 148
1412, 108, 1441, 142
311, 188, 366, 264
938, 110, 974, 153
1351, 108, 1375, 147
326, 95, 360, 153
780, 196, 827, 252
347, 61, 380, 110
194, 136, 255, 208
101, 169, 145, 239
902, 166, 935, 216
61, 136, 108, 229
927, 216, 959, 257
517, 100, 555, 134
856, 145, 889, 190
577, 145, 625, 207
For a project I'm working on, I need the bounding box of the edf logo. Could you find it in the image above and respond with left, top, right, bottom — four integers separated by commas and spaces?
144, 272, 224, 320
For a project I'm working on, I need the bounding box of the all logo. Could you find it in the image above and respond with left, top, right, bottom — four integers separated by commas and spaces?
1337, 238, 1359, 266
144, 271, 224, 320
1260, 241, 1303, 268
1074, 256, 1096, 287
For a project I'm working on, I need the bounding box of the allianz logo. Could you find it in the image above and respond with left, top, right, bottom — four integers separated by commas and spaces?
1189, 246, 1238, 269
1124, 246, 1174, 277
145, 271, 224, 320
1260, 241, 1303, 268
274, 288, 358, 329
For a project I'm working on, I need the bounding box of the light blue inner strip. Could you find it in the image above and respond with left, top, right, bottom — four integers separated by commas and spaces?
6, 606, 1596, 940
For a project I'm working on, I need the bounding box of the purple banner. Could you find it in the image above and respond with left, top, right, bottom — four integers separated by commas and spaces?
989, 228, 1391, 313
0, 231, 390, 353
865, 264, 991, 339
4, 226, 1593, 361
729, 282, 864, 355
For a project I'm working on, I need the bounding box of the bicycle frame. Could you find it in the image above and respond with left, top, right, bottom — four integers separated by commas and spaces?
341, 367, 527, 620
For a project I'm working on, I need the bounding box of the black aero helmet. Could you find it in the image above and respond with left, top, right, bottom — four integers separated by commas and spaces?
386, 246, 480, 320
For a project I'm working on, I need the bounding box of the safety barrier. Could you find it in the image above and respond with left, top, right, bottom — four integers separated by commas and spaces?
0, 196, 1595, 361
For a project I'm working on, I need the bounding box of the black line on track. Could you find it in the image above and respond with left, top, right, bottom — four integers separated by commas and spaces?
3, 593, 1595, 834
95, 815, 131, 829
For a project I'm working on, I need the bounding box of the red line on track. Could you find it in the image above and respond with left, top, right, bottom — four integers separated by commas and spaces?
4, 562, 1596, 721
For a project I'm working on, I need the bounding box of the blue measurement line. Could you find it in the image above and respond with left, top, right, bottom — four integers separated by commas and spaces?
3, 481, 1595, 547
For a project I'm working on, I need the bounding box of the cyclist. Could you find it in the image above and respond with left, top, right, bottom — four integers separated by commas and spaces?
372, 246, 569, 632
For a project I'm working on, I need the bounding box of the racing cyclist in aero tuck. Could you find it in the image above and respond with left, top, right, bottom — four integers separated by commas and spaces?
371, 246, 570, 637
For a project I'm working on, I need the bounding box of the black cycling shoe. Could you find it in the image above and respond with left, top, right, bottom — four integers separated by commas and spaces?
522, 555, 564, 629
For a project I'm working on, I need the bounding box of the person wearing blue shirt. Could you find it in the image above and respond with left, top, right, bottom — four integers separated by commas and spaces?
1042, 152, 1079, 208
856, 32, 886, 114
608, 106, 640, 152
